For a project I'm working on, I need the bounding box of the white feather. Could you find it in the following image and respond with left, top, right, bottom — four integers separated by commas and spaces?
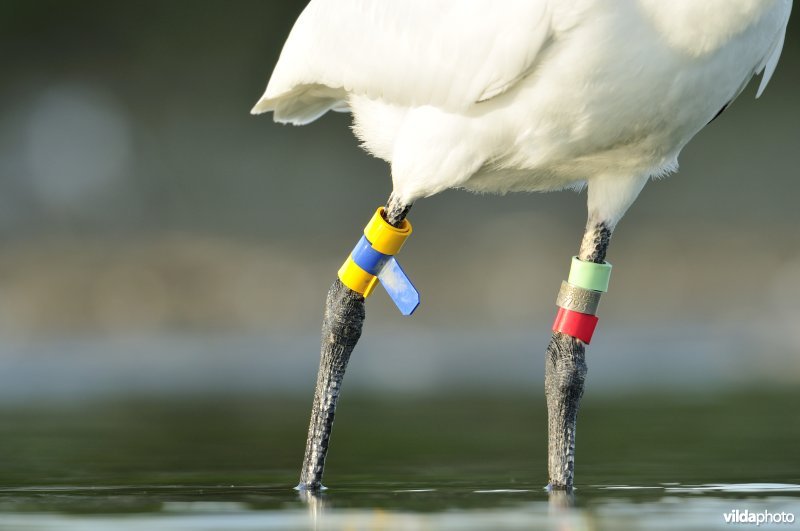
252, 0, 551, 122
253, 0, 792, 225
757, 20, 789, 97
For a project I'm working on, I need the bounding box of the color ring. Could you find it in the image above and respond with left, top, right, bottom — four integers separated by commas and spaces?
338, 256, 378, 296
552, 307, 599, 344
567, 256, 612, 293
351, 235, 391, 275
364, 207, 412, 255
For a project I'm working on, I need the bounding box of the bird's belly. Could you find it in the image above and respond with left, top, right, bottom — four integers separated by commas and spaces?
470, 18, 782, 194
462, 133, 677, 195
352, 87, 683, 199
351, 1, 782, 202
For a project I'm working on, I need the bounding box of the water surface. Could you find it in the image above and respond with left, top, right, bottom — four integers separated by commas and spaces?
0, 392, 797, 529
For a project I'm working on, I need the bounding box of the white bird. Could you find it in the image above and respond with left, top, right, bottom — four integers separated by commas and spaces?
252, 0, 792, 491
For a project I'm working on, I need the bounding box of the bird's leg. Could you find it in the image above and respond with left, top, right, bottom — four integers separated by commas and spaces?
545, 220, 612, 491
298, 194, 412, 490
298, 280, 364, 490
384, 194, 412, 227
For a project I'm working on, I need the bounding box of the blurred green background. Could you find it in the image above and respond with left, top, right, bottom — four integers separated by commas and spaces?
0, 1, 798, 401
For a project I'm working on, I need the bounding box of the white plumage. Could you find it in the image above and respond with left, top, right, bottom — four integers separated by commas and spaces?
253, 0, 791, 226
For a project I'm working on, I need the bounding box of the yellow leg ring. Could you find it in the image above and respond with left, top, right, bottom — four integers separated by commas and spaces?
364, 207, 412, 255
338, 256, 379, 297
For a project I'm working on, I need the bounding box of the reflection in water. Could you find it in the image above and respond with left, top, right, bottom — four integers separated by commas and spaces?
298, 488, 327, 531
547, 487, 575, 510
547, 488, 594, 531
0, 484, 795, 529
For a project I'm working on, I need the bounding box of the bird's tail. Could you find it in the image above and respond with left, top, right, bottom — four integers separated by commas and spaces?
250, 85, 348, 125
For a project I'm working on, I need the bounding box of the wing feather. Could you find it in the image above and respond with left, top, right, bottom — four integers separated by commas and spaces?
756, 25, 787, 98
252, 0, 552, 124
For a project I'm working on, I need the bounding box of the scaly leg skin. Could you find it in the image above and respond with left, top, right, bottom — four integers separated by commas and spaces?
545, 221, 612, 492
297, 279, 364, 490
297, 195, 411, 491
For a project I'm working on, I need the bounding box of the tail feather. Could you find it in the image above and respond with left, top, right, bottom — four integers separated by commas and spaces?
250, 85, 348, 125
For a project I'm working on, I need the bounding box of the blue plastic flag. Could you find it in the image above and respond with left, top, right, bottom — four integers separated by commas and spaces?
377, 257, 420, 316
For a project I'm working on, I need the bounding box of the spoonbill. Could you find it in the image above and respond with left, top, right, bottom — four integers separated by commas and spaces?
252, 0, 792, 491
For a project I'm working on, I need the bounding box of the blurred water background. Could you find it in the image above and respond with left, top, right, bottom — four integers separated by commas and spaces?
0, 0, 798, 399
0, 2, 798, 527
